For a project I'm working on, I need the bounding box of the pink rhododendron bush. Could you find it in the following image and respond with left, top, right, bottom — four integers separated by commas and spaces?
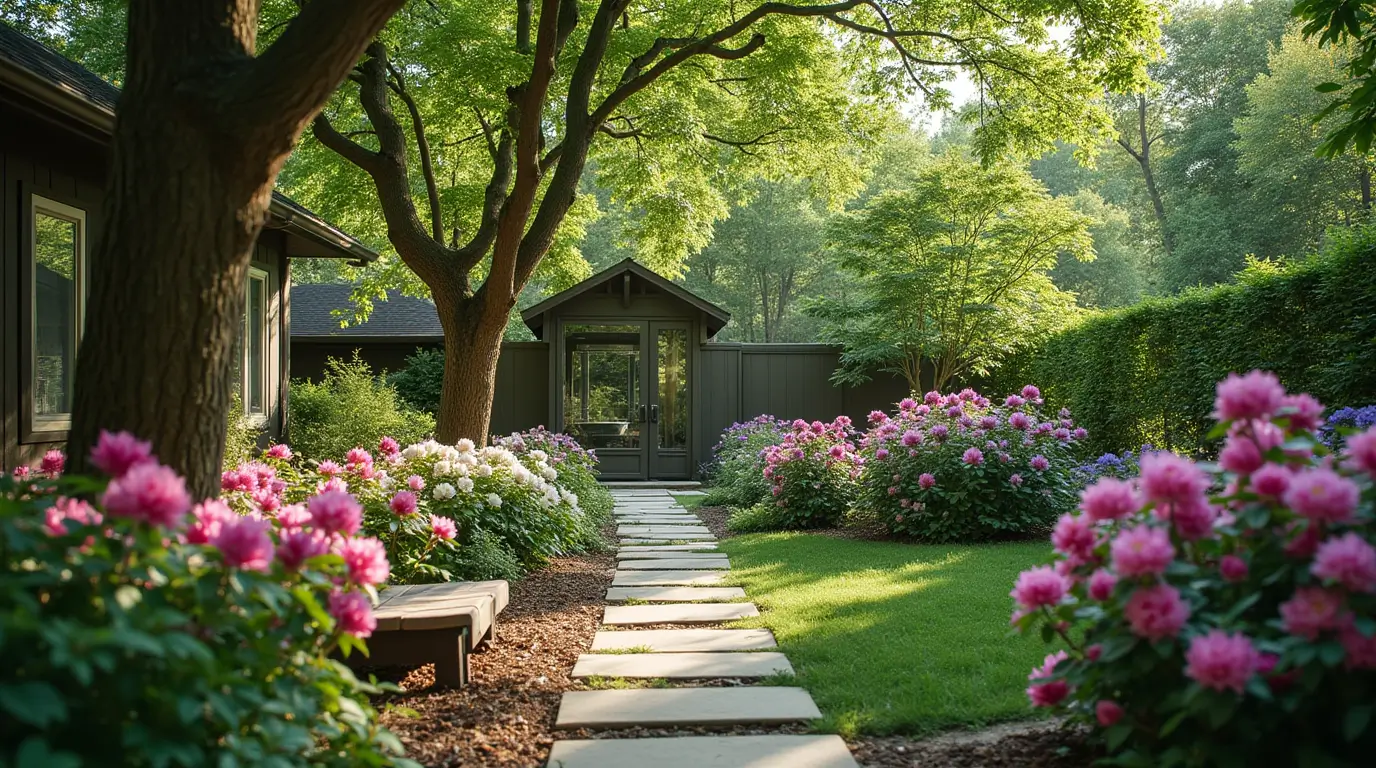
220, 428, 610, 582
1013, 371, 1376, 765
761, 417, 863, 528
859, 386, 1083, 542
0, 433, 416, 767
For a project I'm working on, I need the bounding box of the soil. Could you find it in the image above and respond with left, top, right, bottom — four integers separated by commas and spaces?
852, 721, 1098, 767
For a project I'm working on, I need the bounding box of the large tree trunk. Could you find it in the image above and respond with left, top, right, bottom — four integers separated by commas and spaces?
434, 291, 509, 444
65, 0, 403, 497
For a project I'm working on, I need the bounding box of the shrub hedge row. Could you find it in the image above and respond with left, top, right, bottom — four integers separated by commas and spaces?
987, 227, 1376, 457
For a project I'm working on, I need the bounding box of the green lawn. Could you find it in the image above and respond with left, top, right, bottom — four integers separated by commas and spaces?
670, 493, 706, 510
717, 533, 1051, 737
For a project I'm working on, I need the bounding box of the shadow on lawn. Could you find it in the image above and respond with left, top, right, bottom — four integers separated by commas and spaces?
717, 533, 1051, 738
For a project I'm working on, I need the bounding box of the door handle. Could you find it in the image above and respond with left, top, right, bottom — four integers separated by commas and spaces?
638, 404, 647, 423
649, 404, 660, 423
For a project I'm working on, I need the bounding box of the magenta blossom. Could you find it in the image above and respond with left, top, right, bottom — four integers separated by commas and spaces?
40, 449, 65, 477
308, 491, 363, 536
212, 515, 275, 572
1030, 455, 1049, 472
1311, 533, 1376, 593
90, 430, 155, 478
1052, 514, 1095, 559
1251, 464, 1292, 498
186, 500, 235, 545
1220, 555, 1249, 583
1340, 617, 1376, 670
1111, 525, 1175, 577
430, 514, 458, 541
1021, 385, 1041, 400
276, 503, 312, 531
278, 529, 329, 570
918, 473, 936, 490
1139, 452, 1209, 505
1026, 651, 1070, 707
1213, 370, 1285, 422
1079, 477, 1139, 522
378, 436, 401, 456
317, 460, 343, 477
1096, 700, 1124, 727
1281, 393, 1325, 432
1088, 569, 1118, 601
1345, 427, 1376, 477
1185, 630, 1259, 694
962, 447, 984, 466
1219, 435, 1264, 475
1123, 584, 1190, 640
1284, 467, 1360, 523
102, 462, 192, 528
1279, 587, 1344, 640
266, 443, 293, 460
901, 430, 923, 448
390, 491, 419, 517
1009, 473, 1024, 487
338, 536, 391, 586
1008, 412, 1031, 430
328, 590, 376, 637
407, 474, 426, 491
1011, 566, 1068, 610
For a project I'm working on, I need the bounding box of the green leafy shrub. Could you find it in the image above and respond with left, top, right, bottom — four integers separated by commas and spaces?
1015, 370, 1376, 765
288, 354, 434, 460
492, 427, 613, 552
701, 416, 790, 508
222, 389, 261, 469
389, 347, 445, 415
2, 434, 414, 767
988, 227, 1376, 457
726, 502, 791, 533
858, 387, 1082, 542
760, 417, 861, 528
441, 528, 524, 582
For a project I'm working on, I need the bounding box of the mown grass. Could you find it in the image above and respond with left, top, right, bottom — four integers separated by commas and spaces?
717, 533, 1051, 738
671, 494, 706, 510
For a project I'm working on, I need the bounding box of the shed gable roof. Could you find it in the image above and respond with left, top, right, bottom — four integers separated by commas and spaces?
291, 284, 444, 341
520, 259, 731, 339
0, 22, 378, 264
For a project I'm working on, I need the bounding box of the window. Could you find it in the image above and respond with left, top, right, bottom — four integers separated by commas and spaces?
30, 195, 86, 430
235, 267, 270, 419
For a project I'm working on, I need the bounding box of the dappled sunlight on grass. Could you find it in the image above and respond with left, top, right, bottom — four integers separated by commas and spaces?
718, 533, 1050, 738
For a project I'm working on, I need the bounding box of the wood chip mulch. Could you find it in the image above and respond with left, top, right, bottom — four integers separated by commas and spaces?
851, 722, 1097, 767
372, 550, 616, 768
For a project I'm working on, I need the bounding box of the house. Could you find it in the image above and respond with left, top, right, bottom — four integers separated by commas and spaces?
293, 259, 910, 480
290, 283, 443, 382
1, 23, 378, 470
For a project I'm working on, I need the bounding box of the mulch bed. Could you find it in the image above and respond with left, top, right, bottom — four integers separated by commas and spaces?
373, 550, 616, 767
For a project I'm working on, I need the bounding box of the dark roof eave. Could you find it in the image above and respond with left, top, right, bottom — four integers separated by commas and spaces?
0, 43, 378, 264
520, 258, 731, 338
292, 334, 445, 343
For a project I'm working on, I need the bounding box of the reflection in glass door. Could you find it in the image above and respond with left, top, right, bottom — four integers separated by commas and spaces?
562, 324, 646, 478
650, 323, 690, 478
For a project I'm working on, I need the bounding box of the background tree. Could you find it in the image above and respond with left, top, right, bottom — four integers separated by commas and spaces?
59, 0, 406, 496
810, 153, 1092, 392
287, 0, 1161, 444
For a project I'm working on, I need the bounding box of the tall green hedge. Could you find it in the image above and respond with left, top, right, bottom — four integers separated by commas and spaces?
987, 227, 1376, 457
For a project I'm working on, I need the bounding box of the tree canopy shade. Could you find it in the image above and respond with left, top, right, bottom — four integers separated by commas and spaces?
809, 153, 1092, 393
290, 0, 1164, 443
59, 0, 407, 495
1295, 0, 1376, 156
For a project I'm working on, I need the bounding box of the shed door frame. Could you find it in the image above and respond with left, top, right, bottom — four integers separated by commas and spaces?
555, 316, 649, 480
648, 321, 691, 479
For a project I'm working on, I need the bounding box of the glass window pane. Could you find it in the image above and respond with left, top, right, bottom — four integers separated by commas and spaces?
657, 328, 688, 450
248, 275, 266, 413
563, 324, 640, 449
33, 211, 79, 419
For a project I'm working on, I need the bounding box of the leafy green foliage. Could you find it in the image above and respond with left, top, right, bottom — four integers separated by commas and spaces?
1295, 0, 1376, 155
701, 416, 790, 509
761, 419, 862, 529
812, 152, 1089, 392
858, 389, 1082, 542
222, 389, 261, 470
0, 472, 416, 767
388, 348, 445, 415
988, 226, 1376, 457
725, 502, 791, 533
288, 354, 434, 461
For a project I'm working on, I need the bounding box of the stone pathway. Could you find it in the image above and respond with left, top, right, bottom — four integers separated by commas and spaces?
546, 489, 855, 767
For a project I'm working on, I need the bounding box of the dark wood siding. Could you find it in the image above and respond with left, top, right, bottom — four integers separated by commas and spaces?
290, 340, 441, 384
490, 342, 551, 438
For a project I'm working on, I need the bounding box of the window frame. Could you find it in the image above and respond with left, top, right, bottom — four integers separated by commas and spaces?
241, 266, 270, 426
24, 193, 88, 437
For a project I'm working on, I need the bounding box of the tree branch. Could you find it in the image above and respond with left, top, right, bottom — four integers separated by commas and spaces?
386, 60, 445, 242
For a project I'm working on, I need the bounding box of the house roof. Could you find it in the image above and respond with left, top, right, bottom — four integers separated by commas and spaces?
521, 259, 731, 339
291, 283, 444, 341
0, 22, 379, 265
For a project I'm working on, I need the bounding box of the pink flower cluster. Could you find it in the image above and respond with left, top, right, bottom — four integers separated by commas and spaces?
1011, 369, 1376, 736
761, 417, 862, 508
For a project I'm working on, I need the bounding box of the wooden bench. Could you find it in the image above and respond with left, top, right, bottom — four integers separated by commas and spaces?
355, 580, 510, 687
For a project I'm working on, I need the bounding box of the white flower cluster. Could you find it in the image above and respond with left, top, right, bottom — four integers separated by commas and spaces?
398, 438, 581, 514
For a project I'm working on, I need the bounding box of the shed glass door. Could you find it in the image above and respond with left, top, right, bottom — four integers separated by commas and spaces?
562, 323, 647, 479
649, 322, 690, 479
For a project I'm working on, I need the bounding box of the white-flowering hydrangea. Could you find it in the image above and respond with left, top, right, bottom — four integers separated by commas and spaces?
433, 482, 457, 501
433, 459, 453, 477
485, 493, 503, 508
475, 463, 494, 478
456, 476, 475, 493
530, 449, 548, 462
542, 467, 558, 482
456, 438, 476, 453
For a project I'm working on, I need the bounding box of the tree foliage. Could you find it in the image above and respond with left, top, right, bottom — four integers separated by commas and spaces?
811, 153, 1090, 392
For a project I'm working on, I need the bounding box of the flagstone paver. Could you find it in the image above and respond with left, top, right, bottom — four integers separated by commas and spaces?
571, 652, 793, 679
617, 550, 726, 559
611, 570, 728, 586
612, 543, 718, 552
603, 602, 758, 625
617, 525, 712, 534
554, 687, 821, 729
605, 586, 746, 602
590, 628, 778, 653
546, 735, 857, 768
616, 532, 716, 541
615, 557, 730, 571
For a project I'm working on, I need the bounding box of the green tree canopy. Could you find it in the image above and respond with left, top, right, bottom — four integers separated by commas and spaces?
810, 152, 1092, 392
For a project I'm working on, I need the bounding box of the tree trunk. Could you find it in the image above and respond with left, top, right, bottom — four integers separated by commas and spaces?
434, 290, 508, 444
1133, 96, 1172, 259
65, 0, 403, 497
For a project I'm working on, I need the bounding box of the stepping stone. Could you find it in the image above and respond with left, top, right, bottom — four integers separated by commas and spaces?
614, 543, 718, 552
603, 603, 758, 625
616, 532, 716, 541
617, 526, 712, 535
613, 517, 701, 524
617, 550, 724, 559
554, 686, 821, 729
591, 628, 777, 652
606, 586, 746, 602
612, 570, 727, 587
616, 558, 730, 570
571, 651, 793, 679
546, 735, 857, 768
